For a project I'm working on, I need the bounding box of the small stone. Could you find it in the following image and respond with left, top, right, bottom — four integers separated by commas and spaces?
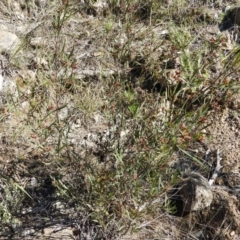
30, 37, 45, 48
21, 101, 29, 112
171, 172, 213, 213
0, 30, 21, 54
30, 177, 37, 187
0, 74, 18, 101
53, 201, 64, 210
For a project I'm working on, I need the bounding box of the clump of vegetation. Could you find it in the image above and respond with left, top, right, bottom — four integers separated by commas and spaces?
0, 0, 240, 239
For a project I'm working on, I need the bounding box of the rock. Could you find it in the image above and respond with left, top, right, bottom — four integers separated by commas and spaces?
30, 177, 38, 187
0, 68, 17, 101
0, 75, 18, 101
0, 30, 21, 54
170, 172, 213, 213
30, 37, 45, 48
220, 7, 240, 31
230, 7, 240, 26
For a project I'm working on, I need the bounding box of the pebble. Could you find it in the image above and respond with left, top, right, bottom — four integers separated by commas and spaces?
172, 172, 213, 213
30, 37, 45, 48
0, 30, 21, 54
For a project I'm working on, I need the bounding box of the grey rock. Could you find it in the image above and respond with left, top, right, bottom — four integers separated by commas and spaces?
230, 7, 240, 26
0, 75, 17, 99
175, 172, 213, 213
220, 7, 240, 31
0, 30, 21, 54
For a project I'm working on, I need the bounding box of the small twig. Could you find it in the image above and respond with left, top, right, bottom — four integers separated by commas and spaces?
204, 149, 211, 162
0, 60, 12, 77
209, 149, 222, 186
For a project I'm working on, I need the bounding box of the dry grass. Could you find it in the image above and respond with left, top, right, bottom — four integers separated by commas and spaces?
0, 0, 240, 239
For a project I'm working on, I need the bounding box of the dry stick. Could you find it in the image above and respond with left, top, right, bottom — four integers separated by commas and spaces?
208, 149, 222, 186
208, 150, 240, 197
